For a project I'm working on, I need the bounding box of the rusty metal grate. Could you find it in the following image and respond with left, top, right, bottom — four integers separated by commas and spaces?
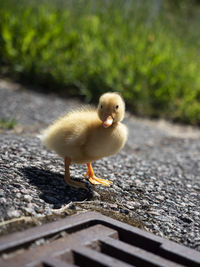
0, 212, 200, 267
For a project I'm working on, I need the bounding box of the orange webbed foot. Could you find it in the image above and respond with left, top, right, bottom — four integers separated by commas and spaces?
85, 163, 113, 187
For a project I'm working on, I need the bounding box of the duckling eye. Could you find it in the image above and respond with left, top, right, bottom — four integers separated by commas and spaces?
115, 105, 119, 110
100, 105, 103, 109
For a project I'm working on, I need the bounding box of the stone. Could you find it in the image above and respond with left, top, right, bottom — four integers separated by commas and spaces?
120, 208, 129, 215
24, 195, 33, 202
7, 209, 21, 218
0, 197, 7, 204
16, 193, 22, 198
156, 195, 165, 201
0, 190, 5, 197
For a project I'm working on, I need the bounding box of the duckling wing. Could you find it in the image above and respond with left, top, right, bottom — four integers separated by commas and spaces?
40, 107, 100, 159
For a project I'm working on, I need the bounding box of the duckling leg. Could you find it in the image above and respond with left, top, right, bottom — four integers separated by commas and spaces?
85, 163, 112, 187
64, 157, 87, 189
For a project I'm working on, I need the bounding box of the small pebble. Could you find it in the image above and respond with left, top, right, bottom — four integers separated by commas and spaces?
0, 197, 7, 204
16, 193, 22, 198
156, 195, 165, 201
120, 208, 129, 215
24, 195, 33, 202
7, 209, 21, 218
0, 189, 5, 197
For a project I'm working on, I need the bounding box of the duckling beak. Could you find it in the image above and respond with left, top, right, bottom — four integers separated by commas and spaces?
103, 116, 113, 128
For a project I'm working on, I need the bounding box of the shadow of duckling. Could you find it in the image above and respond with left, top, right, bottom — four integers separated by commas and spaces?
20, 167, 93, 209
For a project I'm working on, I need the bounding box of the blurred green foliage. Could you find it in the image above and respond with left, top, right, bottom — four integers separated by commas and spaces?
0, 0, 200, 125
0, 119, 16, 129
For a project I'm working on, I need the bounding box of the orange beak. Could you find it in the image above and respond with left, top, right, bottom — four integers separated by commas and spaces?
103, 116, 113, 128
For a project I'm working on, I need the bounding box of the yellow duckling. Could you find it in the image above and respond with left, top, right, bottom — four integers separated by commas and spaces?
40, 92, 128, 189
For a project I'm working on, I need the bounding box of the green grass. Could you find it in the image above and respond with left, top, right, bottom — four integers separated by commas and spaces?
0, 119, 16, 130
0, 0, 200, 125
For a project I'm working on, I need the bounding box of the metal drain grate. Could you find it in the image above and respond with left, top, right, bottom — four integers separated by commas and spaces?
0, 212, 200, 266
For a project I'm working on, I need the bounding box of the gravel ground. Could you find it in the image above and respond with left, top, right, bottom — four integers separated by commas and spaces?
0, 80, 200, 252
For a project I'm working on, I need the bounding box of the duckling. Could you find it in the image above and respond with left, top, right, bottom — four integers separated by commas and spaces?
40, 92, 128, 189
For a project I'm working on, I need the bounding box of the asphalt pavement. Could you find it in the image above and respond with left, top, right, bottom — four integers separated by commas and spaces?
0, 80, 200, 251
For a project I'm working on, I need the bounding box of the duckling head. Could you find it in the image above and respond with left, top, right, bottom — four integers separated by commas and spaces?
97, 92, 125, 128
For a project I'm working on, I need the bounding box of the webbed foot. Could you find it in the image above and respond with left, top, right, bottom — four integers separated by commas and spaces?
85, 163, 113, 187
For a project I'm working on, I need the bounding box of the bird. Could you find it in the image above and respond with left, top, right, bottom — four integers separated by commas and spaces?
39, 92, 128, 189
